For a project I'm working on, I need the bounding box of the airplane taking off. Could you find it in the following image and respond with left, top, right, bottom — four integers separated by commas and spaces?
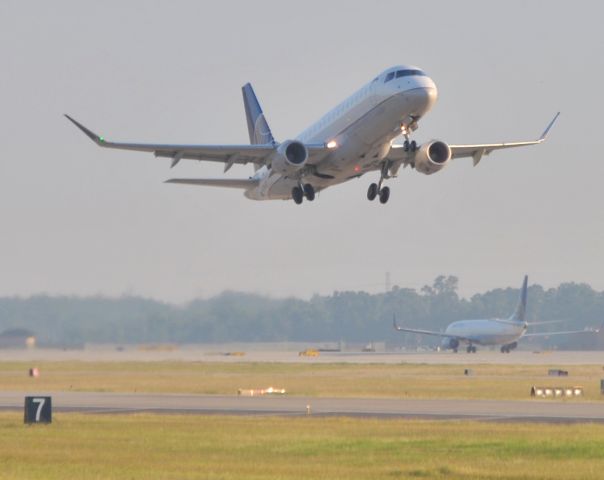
393, 276, 600, 353
66, 66, 559, 205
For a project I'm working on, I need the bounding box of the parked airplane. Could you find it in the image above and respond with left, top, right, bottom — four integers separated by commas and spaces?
393, 276, 599, 353
66, 66, 559, 205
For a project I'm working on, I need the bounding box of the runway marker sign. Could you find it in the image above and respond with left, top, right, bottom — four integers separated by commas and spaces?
24, 396, 52, 424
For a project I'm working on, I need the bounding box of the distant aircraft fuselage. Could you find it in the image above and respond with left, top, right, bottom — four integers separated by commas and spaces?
393, 276, 598, 353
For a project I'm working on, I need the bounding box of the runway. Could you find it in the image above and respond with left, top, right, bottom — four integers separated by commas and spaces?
2, 347, 603, 365
2, 391, 603, 423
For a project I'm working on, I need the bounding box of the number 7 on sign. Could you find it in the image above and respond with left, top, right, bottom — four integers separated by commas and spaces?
32, 398, 45, 422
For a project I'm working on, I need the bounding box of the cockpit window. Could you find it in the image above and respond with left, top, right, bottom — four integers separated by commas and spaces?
384, 72, 395, 83
395, 69, 426, 78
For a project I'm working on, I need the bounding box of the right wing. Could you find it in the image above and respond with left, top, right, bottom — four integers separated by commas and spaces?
65, 115, 332, 170
392, 315, 466, 340
523, 326, 601, 337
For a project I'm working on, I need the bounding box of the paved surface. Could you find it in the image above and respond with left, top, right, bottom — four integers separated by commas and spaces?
2, 391, 603, 423
1, 347, 603, 365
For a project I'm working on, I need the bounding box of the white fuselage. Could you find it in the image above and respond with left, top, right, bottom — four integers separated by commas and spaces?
245, 66, 437, 200
444, 319, 527, 347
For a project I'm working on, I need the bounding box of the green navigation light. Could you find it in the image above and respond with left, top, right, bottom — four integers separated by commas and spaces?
99, 136, 105, 142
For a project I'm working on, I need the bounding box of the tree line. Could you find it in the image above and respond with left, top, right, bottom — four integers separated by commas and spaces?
0, 276, 602, 349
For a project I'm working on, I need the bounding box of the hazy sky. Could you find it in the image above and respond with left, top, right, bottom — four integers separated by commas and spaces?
1, 1, 603, 302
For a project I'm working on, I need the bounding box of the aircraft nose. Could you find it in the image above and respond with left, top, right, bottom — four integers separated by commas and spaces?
425, 85, 438, 106
408, 85, 438, 113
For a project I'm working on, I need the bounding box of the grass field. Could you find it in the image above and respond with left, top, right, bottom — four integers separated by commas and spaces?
1, 412, 604, 479
1, 361, 603, 401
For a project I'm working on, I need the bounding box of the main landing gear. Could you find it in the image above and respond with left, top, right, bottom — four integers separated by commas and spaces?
466, 345, 477, 353
367, 161, 391, 204
367, 183, 390, 204
292, 183, 315, 205
500, 342, 517, 354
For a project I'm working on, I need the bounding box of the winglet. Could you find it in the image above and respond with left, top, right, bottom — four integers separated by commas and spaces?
64, 114, 106, 145
392, 314, 401, 331
539, 112, 560, 141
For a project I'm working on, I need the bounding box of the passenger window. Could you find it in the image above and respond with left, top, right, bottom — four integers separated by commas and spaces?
384, 72, 394, 83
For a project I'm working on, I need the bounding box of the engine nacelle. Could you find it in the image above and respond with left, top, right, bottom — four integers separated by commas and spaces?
414, 140, 452, 175
442, 337, 459, 351
270, 140, 308, 175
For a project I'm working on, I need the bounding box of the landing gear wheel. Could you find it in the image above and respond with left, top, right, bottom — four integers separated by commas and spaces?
410, 140, 417, 151
303, 184, 315, 201
379, 186, 390, 204
367, 183, 378, 201
403, 140, 410, 152
467, 345, 477, 353
500, 346, 508, 353
292, 186, 304, 205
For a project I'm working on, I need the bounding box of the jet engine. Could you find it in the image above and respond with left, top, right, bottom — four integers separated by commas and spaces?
270, 140, 308, 175
442, 337, 459, 351
414, 140, 452, 175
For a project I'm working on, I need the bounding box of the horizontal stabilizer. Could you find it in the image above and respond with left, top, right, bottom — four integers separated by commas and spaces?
165, 178, 258, 189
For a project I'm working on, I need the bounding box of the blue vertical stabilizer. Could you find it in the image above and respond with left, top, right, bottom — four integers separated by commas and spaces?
242, 83, 275, 146
510, 275, 528, 323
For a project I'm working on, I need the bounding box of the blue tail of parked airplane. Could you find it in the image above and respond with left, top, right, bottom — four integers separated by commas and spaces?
510, 275, 528, 323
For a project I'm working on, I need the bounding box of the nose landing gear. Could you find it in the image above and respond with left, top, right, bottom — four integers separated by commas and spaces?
403, 140, 418, 152
466, 345, 477, 353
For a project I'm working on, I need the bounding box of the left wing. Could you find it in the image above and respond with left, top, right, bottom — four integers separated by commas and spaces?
386, 112, 559, 167
449, 112, 560, 166
65, 115, 331, 170
164, 178, 258, 189
392, 315, 468, 341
